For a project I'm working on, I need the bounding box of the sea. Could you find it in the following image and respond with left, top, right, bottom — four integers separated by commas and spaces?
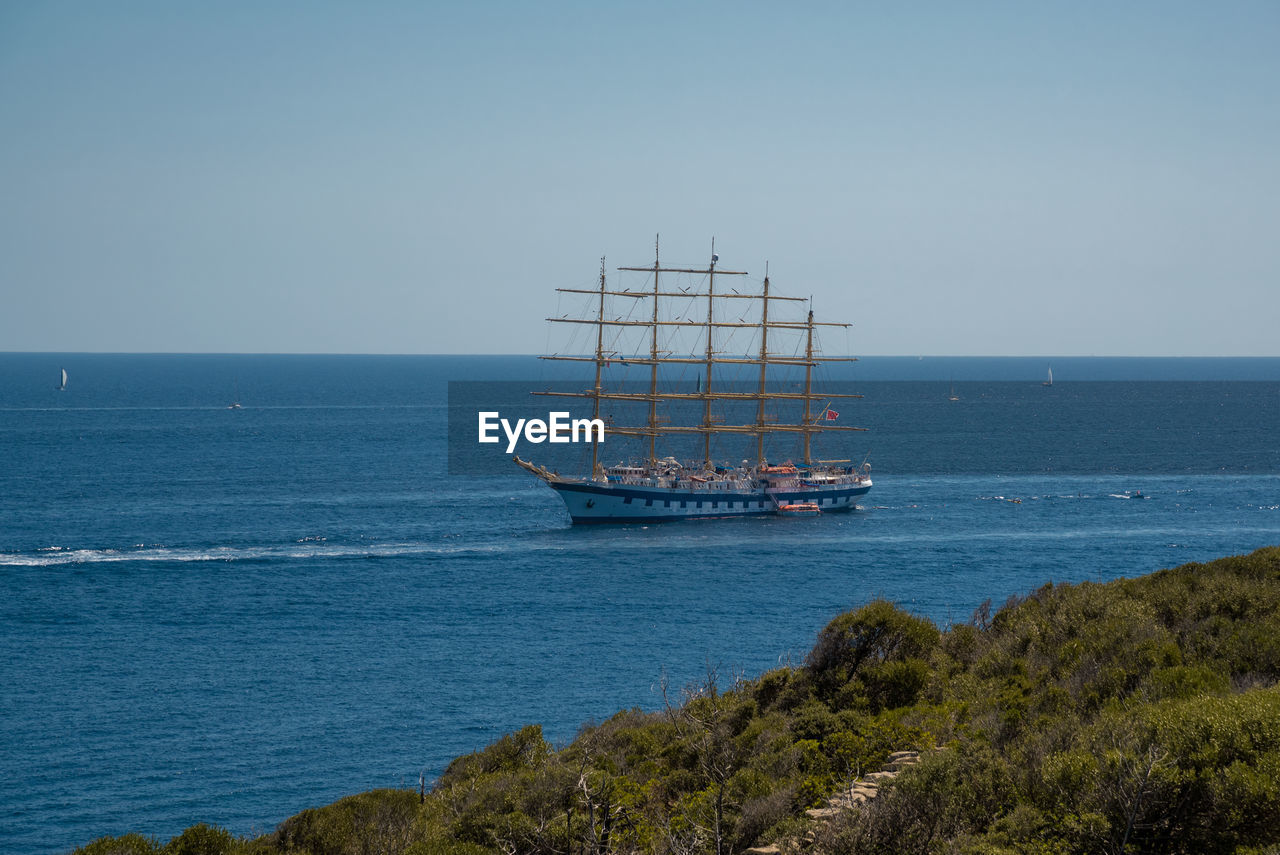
2, 353, 1279, 854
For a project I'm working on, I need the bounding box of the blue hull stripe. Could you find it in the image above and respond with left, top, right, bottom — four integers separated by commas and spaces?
546, 479, 872, 524
551, 481, 870, 502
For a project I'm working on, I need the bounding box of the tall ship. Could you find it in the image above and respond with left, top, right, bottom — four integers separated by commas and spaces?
515, 239, 872, 523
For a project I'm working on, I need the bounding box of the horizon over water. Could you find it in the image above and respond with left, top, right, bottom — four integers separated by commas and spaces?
7, 353, 1280, 378
3, 354, 1279, 853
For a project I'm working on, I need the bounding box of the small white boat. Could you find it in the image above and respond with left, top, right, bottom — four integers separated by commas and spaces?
56, 368, 67, 391
1042, 365, 1053, 386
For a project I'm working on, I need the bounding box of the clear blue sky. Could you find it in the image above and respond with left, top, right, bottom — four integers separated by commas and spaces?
2, 1, 1277, 355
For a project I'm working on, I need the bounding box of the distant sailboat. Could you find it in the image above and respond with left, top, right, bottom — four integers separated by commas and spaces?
948, 380, 959, 401
1042, 365, 1053, 387
56, 368, 67, 391
228, 380, 242, 409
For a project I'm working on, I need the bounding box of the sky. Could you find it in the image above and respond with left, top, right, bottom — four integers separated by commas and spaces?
2, 1, 1278, 356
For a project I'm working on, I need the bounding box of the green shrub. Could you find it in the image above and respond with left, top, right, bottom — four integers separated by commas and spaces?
162, 824, 238, 855
273, 789, 420, 855
437, 724, 549, 784
73, 835, 161, 855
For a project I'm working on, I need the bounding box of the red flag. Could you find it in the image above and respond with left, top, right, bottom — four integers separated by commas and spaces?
824, 408, 839, 420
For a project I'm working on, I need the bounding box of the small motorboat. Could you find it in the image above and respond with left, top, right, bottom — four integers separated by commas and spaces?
776, 502, 821, 516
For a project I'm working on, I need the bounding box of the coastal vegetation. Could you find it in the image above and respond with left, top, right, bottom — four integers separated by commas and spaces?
75, 546, 1280, 854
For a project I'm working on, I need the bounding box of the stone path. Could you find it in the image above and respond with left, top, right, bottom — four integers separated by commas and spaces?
743, 750, 922, 854
801, 750, 920, 820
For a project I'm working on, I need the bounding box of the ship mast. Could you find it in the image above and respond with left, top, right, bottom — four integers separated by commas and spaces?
703, 241, 716, 467
802, 306, 814, 465
649, 236, 660, 464
591, 256, 606, 475
755, 269, 770, 465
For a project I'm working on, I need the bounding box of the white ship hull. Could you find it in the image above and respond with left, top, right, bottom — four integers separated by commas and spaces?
548, 478, 871, 523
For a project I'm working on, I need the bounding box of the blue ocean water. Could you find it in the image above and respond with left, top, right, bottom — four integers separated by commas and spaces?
2, 354, 1279, 854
